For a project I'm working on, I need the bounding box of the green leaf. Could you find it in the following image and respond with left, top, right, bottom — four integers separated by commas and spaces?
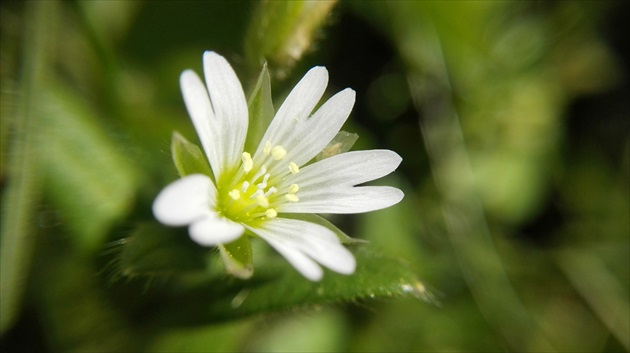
34, 237, 139, 352
218, 236, 254, 280
171, 131, 213, 178
315, 131, 359, 161
134, 246, 427, 325
245, 63, 275, 153
118, 223, 208, 277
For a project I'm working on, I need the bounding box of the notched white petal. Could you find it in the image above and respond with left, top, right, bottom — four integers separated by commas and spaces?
285, 149, 402, 189
202, 51, 249, 172
180, 70, 222, 179
153, 174, 215, 226
283, 88, 356, 168
189, 215, 245, 246
278, 186, 404, 214
246, 218, 356, 280
263, 239, 324, 281
256, 66, 329, 156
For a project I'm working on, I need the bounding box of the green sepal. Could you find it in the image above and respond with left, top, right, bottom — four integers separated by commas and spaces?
117, 223, 208, 277
281, 213, 367, 245
245, 63, 275, 153
316, 131, 359, 161
218, 235, 254, 279
171, 131, 213, 178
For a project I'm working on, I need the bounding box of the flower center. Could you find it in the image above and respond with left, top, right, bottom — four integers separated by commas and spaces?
217, 141, 300, 225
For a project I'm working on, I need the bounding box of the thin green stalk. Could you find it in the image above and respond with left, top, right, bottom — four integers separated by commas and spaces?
558, 249, 630, 351
0, 0, 56, 334
392, 10, 554, 351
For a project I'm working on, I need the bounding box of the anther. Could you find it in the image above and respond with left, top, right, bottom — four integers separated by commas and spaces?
289, 162, 300, 174
271, 145, 287, 160
241, 152, 253, 173
241, 181, 250, 193
285, 194, 299, 202
255, 195, 270, 208
263, 141, 272, 155
228, 189, 241, 200
265, 209, 278, 218
288, 184, 299, 194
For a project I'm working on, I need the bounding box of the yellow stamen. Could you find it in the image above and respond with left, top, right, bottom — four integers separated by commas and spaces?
271, 145, 287, 160
288, 184, 300, 194
255, 194, 269, 208
263, 141, 272, 155
289, 162, 300, 174
241, 152, 253, 173
228, 189, 241, 200
265, 209, 278, 218
285, 194, 299, 202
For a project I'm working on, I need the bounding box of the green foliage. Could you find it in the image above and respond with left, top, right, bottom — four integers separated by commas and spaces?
118, 223, 208, 276
117, 223, 426, 324
0, 0, 51, 335
1, 1, 628, 352
40, 84, 140, 253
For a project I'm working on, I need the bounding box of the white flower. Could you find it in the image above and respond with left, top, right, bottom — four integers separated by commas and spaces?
153, 51, 403, 281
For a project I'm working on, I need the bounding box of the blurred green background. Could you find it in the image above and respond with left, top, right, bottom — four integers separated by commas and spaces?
1, 1, 628, 352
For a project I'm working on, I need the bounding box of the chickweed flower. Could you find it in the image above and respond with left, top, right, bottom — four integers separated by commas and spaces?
153, 51, 403, 281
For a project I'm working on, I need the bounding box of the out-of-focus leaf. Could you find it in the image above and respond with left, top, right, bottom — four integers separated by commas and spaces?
40, 83, 139, 254
0, 1, 53, 334
118, 223, 208, 277
78, 1, 140, 43
244, 308, 348, 352
245, 0, 338, 78
219, 236, 254, 280
171, 131, 213, 178
315, 131, 359, 161
149, 320, 253, 353
35, 236, 139, 352
359, 177, 419, 261
245, 63, 275, 153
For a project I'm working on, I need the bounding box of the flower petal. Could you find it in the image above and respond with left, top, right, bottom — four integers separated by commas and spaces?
259, 237, 324, 281
255, 66, 328, 158
203, 51, 249, 172
153, 174, 216, 226
282, 149, 402, 190
280, 88, 356, 170
246, 218, 356, 280
180, 70, 222, 179
189, 215, 245, 246
277, 186, 404, 214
